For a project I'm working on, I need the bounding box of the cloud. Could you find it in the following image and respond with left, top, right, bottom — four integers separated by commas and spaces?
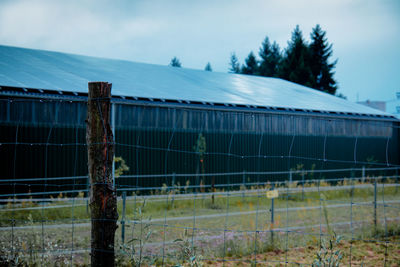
0, 0, 399, 101
0, 0, 164, 55
1, 0, 398, 59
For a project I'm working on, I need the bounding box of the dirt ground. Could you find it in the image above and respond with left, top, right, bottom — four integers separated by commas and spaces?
206, 237, 400, 267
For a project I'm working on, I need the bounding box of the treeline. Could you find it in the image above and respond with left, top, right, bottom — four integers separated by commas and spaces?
230, 24, 338, 95
169, 24, 338, 96
170, 56, 213, 72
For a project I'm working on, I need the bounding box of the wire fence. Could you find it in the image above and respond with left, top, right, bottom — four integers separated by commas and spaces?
1, 97, 400, 266
1, 174, 400, 266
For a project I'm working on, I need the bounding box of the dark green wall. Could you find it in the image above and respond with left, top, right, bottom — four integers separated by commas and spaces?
1, 99, 398, 195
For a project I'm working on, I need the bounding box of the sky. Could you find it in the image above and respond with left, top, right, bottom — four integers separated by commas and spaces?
0, 0, 399, 102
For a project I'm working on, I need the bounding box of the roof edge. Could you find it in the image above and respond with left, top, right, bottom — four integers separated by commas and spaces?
1, 85, 398, 122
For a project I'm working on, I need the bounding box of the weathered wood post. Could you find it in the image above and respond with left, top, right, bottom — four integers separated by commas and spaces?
87, 82, 118, 266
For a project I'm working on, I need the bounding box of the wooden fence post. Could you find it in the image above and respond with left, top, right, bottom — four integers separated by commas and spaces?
87, 82, 118, 266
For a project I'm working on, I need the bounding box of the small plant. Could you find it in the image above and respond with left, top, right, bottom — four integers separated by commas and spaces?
312, 232, 343, 267
120, 200, 152, 266
184, 180, 190, 194
169, 190, 176, 211
372, 224, 400, 239
26, 214, 39, 265
312, 192, 343, 267
220, 234, 252, 258
194, 133, 206, 193
115, 156, 130, 177
205, 202, 223, 210
0, 247, 23, 267
161, 183, 168, 195
173, 229, 203, 267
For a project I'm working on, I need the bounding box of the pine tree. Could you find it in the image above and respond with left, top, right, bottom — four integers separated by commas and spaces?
170, 57, 182, 67
241, 51, 258, 75
279, 25, 313, 87
229, 52, 240, 73
336, 93, 346, 99
204, 62, 212, 71
309, 24, 338, 95
258, 37, 281, 77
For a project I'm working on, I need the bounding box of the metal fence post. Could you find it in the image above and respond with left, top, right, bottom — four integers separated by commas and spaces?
374, 177, 377, 230
301, 173, 305, 201
270, 183, 275, 247
121, 191, 126, 244
171, 172, 176, 208
172, 172, 176, 188
362, 166, 365, 184
242, 170, 246, 200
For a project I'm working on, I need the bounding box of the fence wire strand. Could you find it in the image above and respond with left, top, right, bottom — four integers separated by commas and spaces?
1, 97, 400, 266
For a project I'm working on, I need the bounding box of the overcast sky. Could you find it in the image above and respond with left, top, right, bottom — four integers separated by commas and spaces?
0, 0, 399, 102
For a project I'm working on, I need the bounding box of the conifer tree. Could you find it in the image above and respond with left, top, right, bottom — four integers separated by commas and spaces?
309, 24, 338, 94
279, 25, 313, 87
204, 62, 212, 71
241, 51, 258, 75
258, 37, 281, 77
170, 57, 182, 67
229, 52, 240, 73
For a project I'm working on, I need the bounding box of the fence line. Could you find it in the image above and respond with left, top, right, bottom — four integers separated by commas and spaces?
1, 166, 399, 184
1, 174, 399, 199
2, 176, 400, 265
2, 96, 400, 266
1, 182, 399, 207
2, 140, 400, 167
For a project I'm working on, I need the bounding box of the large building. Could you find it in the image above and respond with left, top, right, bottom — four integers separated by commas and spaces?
0, 45, 398, 193
357, 100, 386, 113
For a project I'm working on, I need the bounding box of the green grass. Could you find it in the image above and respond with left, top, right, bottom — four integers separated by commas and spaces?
0, 180, 399, 266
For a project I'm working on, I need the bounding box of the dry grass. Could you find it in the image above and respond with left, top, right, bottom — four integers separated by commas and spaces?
1, 180, 399, 266
206, 237, 400, 267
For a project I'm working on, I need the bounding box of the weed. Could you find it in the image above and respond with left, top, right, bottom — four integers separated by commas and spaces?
173, 229, 203, 267
205, 202, 223, 210
312, 191, 343, 267
119, 200, 153, 267
372, 224, 400, 239
312, 232, 343, 267
114, 156, 130, 178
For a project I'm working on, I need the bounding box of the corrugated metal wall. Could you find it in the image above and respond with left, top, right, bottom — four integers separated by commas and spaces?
116, 105, 393, 137
1, 99, 398, 194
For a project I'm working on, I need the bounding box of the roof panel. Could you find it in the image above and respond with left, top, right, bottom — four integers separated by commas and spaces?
0, 45, 388, 116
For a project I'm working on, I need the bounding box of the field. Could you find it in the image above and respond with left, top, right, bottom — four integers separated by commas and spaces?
1, 178, 400, 266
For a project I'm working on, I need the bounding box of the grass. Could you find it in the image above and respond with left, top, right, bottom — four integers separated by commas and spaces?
2, 178, 398, 225
205, 237, 400, 266
0, 179, 399, 266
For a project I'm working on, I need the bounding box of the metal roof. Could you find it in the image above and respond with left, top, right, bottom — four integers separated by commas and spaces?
0, 44, 390, 117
